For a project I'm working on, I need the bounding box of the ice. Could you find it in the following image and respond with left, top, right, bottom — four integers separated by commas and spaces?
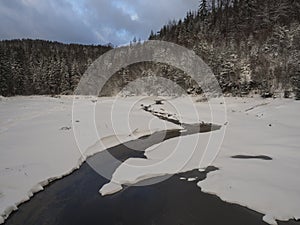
99, 97, 300, 225
100, 97, 227, 195
0, 96, 178, 223
263, 215, 278, 225
197, 98, 300, 224
1, 96, 300, 225
99, 182, 122, 196
187, 177, 197, 182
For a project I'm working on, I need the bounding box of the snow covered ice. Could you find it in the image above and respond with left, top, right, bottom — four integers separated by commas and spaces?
0, 95, 179, 223
198, 98, 300, 225
99, 97, 300, 225
1, 95, 300, 225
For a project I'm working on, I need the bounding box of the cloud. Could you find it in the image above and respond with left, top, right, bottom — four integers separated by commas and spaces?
0, 0, 98, 44
0, 0, 199, 45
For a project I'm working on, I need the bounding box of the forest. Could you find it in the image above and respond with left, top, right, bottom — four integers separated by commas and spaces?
0, 0, 300, 98
0, 39, 112, 96
150, 0, 300, 98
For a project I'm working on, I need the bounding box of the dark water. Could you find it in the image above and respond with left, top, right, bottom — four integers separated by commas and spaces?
4, 164, 300, 225
85, 121, 221, 181
3, 113, 299, 225
231, 155, 273, 160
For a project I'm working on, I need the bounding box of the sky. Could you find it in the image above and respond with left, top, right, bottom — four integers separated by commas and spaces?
0, 0, 199, 46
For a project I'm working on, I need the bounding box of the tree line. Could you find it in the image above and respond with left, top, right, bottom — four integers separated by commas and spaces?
1, 0, 300, 98
150, 0, 300, 98
0, 39, 111, 96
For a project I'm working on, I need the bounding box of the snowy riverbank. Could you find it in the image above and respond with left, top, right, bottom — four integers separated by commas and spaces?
0, 96, 300, 225
0, 95, 179, 223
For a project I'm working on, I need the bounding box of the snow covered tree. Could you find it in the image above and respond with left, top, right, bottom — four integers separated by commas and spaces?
199, 0, 208, 20
0, 39, 112, 96
0, 49, 10, 96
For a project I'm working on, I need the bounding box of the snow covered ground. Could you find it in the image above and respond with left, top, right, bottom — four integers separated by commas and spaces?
198, 98, 300, 225
99, 97, 300, 225
0, 95, 179, 224
0, 95, 300, 225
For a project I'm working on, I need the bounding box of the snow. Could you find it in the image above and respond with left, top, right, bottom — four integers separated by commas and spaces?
73, 96, 181, 157
1, 96, 300, 225
187, 177, 198, 182
99, 133, 210, 195
99, 182, 122, 196
99, 97, 300, 225
197, 98, 300, 224
0, 96, 82, 223
99, 96, 226, 195
0, 96, 179, 223
263, 215, 279, 225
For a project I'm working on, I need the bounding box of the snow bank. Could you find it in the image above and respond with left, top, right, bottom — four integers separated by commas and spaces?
197, 98, 300, 224
0, 96, 179, 223
0, 96, 81, 223
99, 133, 208, 195
1, 96, 300, 225
100, 97, 300, 225
99, 182, 122, 196
100, 97, 227, 195
187, 177, 198, 182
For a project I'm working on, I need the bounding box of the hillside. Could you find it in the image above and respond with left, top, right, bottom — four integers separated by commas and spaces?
149, 0, 300, 99
0, 0, 300, 99
0, 39, 112, 96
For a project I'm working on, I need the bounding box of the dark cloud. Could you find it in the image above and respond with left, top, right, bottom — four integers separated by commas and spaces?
0, 0, 99, 44
0, 0, 198, 45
